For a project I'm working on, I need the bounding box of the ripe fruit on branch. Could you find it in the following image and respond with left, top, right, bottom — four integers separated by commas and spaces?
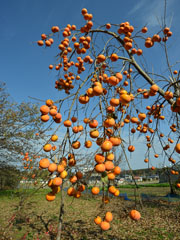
46, 99, 54, 106
100, 221, 110, 231
39, 158, 50, 169
37, 40, 44, 46
91, 186, 100, 195
129, 210, 141, 220
71, 116, 77, 122
145, 39, 154, 48
114, 189, 120, 196
45, 40, 51, 47
103, 118, 115, 127
106, 23, 111, 29
51, 135, 58, 141
48, 163, 57, 172
110, 98, 120, 107
101, 140, 113, 152
53, 177, 62, 186
60, 170, 68, 179
41, 34, 47, 40
108, 185, 116, 194
116, 72, 123, 81
90, 129, 99, 138
141, 26, 148, 33
97, 54, 106, 63
120, 94, 131, 104
175, 143, 180, 154
105, 212, 113, 222
49, 109, 57, 116
150, 84, 158, 93
72, 126, 79, 133
138, 113, 146, 121
164, 91, 173, 100
67, 187, 76, 196
107, 172, 116, 180
136, 49, 143, 56
109, 76, 119, 86
51, 26, 59, 33
43, 144, 52, 152
163, 27, 170, 34
41, 114, 50, 122
57, 164, 64, 173
40, 105, 50, 115
70, 175, 77, 183
105, 161, 114, 171
93, 86, 103, 95
79, 95, 89, 104
106, 152, 114, 161
72, 141, 81, 149
95, 163, 106, 173
64, 120, 72, 127
110, 53, 118, 62
95, 153, 105, 163
46, 192, 56, 201
94, 216, 102, 225
114, 166, 121, 175
128, 145, 135, 152
131, 117, 139, 124
124, 42, 132, 50
89, 119, 98, 128
109, 137, 121, 146
85, 140, 92, 148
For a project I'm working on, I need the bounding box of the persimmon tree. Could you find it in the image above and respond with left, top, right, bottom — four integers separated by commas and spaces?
34, 6, 180, 240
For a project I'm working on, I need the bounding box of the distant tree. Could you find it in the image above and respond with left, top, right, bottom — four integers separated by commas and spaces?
0, 166, 21, 190
0, 82, 43, 168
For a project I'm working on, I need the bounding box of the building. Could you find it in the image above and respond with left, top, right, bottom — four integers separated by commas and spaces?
116, 178, 125, 184
133, 176, 143, 182
146, 175, 159, 181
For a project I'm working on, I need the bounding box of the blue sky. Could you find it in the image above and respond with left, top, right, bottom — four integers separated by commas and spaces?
1, 0, 180, 102
1, 0, 180, 170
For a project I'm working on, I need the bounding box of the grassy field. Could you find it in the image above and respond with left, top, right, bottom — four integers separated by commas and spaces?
0, 186, 180, 240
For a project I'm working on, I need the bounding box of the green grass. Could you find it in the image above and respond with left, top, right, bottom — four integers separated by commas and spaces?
0, 189, 17, 196
118, 183, 170, 188
0, 187, 179, 240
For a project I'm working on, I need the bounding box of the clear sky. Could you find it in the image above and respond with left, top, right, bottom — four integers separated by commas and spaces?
1, 0, 180, 102
1, 0, 180, 170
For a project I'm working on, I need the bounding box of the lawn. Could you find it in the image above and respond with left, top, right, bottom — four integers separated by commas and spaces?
0, 186, 180, 240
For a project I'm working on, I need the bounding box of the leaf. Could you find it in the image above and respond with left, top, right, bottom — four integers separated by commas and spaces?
101, 172, 108, 183
54, 156, 58, 164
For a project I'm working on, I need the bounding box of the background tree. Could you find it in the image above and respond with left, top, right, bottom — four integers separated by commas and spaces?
0, 166, 21, 190
0, 82, 44, 170
0, 82, 47, 189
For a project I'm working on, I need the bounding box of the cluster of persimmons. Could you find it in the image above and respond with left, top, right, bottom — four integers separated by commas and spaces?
21, 152, 40, 170
34, 7, 180, 231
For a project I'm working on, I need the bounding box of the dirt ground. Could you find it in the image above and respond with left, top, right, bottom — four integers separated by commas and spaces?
0, 188, 180, 240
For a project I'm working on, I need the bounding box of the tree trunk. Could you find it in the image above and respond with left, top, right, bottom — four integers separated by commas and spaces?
56, 184, 64, 240
167, 172, 176, 195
